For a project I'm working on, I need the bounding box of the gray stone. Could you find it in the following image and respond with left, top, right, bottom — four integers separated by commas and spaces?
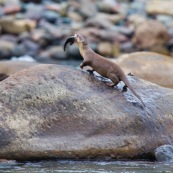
155, 145, 173, 162
24, 4, 43, 20
120, 42, 134, 53
38, 46, 67, 61
42, 10, 60, 24
85, 13, 124, 29
79, 0, 97, 18
89, 28, 128, 43
13, 40, 39, 57
0, 40, 16, 59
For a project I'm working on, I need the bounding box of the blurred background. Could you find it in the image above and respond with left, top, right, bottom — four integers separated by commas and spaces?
0, 0, 173, 82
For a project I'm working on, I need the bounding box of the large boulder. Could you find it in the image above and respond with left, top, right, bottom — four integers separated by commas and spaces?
0, 64, 173, 161
114, 52, 173, 88
0, 60, 38, 81
133, 20, 169, 49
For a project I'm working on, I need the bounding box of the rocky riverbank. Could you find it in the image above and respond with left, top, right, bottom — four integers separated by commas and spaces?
0, 0, 173, 62
0, 0, 173, 162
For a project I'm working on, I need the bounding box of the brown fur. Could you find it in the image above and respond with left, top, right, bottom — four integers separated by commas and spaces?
75, 33, 145, 106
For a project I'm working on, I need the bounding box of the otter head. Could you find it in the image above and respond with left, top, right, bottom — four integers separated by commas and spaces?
64, 33, 88, 51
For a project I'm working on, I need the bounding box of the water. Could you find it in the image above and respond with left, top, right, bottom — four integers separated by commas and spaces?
0, 160, 173, 173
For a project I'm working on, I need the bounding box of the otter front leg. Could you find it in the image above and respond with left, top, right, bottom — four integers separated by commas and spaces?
80, 61, 88, 69
80, 61, 94, 74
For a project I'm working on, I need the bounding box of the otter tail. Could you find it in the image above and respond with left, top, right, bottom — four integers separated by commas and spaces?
122, 76, 146, 107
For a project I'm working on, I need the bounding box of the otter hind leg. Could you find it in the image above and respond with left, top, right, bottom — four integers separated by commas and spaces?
107, 73, 119, 87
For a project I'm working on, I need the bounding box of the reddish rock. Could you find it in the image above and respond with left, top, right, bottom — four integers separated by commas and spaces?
0, 60, 38, 81
133, 20, 169, 49
114, 52, 173, 88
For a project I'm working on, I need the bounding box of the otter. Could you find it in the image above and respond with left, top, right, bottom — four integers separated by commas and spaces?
64, 33, 145, 107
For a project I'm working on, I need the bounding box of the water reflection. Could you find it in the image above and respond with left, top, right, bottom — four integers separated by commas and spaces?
0, 160, 173, 173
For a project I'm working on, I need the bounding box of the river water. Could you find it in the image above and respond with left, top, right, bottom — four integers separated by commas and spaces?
0, 160, 173, 173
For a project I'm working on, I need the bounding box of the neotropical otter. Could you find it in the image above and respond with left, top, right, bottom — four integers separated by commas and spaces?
64, 33, 145, 106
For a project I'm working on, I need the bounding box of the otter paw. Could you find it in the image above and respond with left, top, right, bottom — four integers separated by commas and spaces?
87, 69, 94, 74
106, 82, 115, 87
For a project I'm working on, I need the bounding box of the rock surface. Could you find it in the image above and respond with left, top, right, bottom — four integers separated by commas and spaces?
146, 0, 173, 16
114, 52, 173, 88
85, 13, 124, 29
0, 40, 16, 59
79, 0, 97, 19
0, 64, 173, 161
133, 20, 169, 49
0, 60, 38, 81
155, 145, 173, 162
0, 17, 36, 35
